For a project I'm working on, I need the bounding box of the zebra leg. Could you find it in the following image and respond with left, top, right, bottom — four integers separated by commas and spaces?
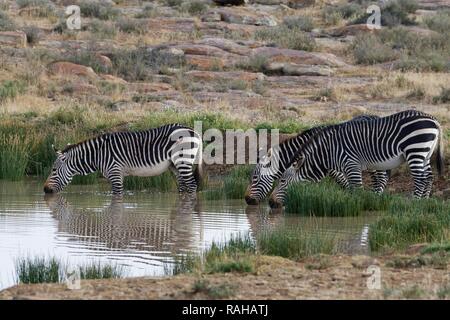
369, 170, 388, 194
103, 168, 124, 195
172, 160, 197, 193
343, 163, 363, 190
328, 170, 349, 189
169, 163, 186, 193
422, 161, 433, 198
406, 156, 427, 198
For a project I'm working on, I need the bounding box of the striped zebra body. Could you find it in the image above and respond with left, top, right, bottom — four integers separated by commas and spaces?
44, 124, 202, 196
245, 115, 388, 205
269, 110, 444, 207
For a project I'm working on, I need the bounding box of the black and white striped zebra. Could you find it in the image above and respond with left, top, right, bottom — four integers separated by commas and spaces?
269, 110, 444, 208
44, 123, 203, 196
245, 115, 389, 205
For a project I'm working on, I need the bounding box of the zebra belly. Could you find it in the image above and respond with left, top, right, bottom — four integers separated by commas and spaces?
366, 154, 405, 171
125, 160, 171, 177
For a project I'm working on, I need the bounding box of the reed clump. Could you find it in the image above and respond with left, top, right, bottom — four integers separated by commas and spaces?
15, 256, 125, 284
257, 225, 336, 260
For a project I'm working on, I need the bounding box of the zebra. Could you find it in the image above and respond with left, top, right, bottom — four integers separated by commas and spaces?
269, 110, 445, 208
44, 123, 203, 196
244, 115, 389, 205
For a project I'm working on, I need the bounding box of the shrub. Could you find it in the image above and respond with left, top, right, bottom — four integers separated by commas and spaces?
351, 33, 398, 64
185, 1, 208, 16
283, 15, 315, 32
424, 10, 450, 33
115, 18, 146, 34
89, 20, 117, 39
112, 48, 186, 81
16, 0, 57, 18
351, 0, 417, 26
0, 80, 26, 103
433, 87, 450, 104
255, 25, 316, 51
78, 1, 119, 20
23, 26, 40, 45
0, 9, 15, 31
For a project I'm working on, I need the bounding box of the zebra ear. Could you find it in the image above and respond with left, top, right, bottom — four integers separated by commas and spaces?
293, 155, 305, 170
267, 148, 272, 158
52, 144, 62, 156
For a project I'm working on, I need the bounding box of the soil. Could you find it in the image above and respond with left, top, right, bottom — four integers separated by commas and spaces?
1, 254, 449, 300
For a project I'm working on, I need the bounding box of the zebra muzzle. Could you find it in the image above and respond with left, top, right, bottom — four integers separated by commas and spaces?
43, 184, 54, 194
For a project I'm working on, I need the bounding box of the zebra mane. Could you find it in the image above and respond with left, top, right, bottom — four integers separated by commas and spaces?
62, 134, 107, 153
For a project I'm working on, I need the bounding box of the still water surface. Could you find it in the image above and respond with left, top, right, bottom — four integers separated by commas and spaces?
0, 180, 375, 290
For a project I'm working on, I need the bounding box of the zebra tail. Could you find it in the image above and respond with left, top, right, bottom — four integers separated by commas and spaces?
436, 125, 445, 177
194, 142, 204, 190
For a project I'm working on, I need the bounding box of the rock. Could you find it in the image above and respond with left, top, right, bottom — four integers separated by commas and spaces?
146, 18, 199, 32
213, 0, 248, 5
0, 31, 27, 48
185, 70, 265, 81
185, 55, 226, 70
251, 47, 347, 67
326, 24, 377, 37
287, 0, 315, 8
48, 62, 98, 79
128, 82, 174, 93
201, 11, 222, 22
62, 82, 99, 95
108, 100, 140, 111
170, 44, 229, 58
100, 74, 127, 84
266, 62, 333, 76
196, 37, 252, 56
417, 0, 450, 9
214, 7, 278, 26
96, 54, 113, 70
250, 0, 288, 4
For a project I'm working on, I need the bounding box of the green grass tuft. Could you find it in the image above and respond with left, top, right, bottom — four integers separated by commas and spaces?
258, 225, 336, 260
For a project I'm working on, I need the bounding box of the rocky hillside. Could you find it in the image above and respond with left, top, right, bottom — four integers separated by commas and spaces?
0, 0, 449, 125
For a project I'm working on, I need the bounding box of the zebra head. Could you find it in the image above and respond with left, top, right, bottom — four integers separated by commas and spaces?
245, 148, 280, 205
43, 147, 76, 194
268, 156, 306, 208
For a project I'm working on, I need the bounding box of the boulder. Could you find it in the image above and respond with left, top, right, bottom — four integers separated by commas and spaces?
0, 31, 27, 48
213, 0, 248, 5
48, 62, 98, 79
100, 74, 127, 84
214, 7, 278, 26
185, 55, 227, 70
416, 0, 450, 9
287, 0, 315, 8
128, 82, 174, 93
326, 24, 377, 37
266, 62, 333, 76
185, 70, 265, 81
251, 47, 347, 67
196, 37, 252, 56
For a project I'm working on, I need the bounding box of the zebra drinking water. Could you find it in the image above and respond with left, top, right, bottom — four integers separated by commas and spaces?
244, 115, 389, 205
44, 123, 203, 196
269, 110, 445, 208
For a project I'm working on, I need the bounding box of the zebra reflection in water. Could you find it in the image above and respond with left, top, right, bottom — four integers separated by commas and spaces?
44, 194, 203, 254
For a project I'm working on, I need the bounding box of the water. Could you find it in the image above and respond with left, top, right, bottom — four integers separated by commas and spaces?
0, 180, 376, 290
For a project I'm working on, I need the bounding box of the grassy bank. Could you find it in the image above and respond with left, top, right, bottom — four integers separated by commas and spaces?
284, 180, 391, 216
15, 256, 125, 285
0, 107, 307, 184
